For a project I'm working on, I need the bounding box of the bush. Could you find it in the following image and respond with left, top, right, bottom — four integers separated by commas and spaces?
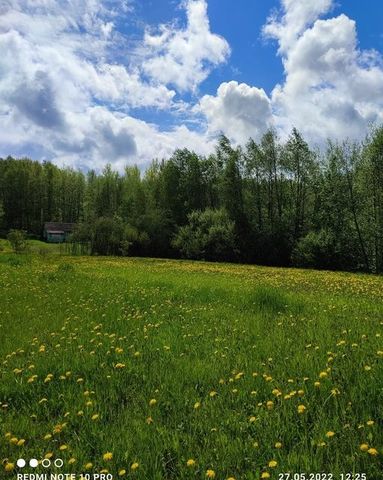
172, 208, 238, 262
7, 229, 28, 253
292, 230, 338, 269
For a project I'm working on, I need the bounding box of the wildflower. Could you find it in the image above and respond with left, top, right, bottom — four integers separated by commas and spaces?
85, 463, 93, 470
269, 460, 278, 468
297, 404, 306, 414
118, 470, 126, 476
68, 458, 76, 464
275, 442, 282, 449
266, 401, 273, 410
209, 391, 217, 397
17, 439, 25, 446
261, 473, 270, 479
146, 416, 153, 424
249, 416, 256, 423
319, 371, 328, 379
103, 452, 113, 461
131, 462, 139, 471
59, 445, 68, 451
360, 444, 369, 452
186, 459, 196, 467
91, 414, 99, 420
326, 431, 335, 438
206, 470, 216, 478
194, 402, 201, 409
367, 448, 378, 456
366, 420, 374, 426
314, 382, 320, 388
4, 463, 15, 472
149, 399, 157, 407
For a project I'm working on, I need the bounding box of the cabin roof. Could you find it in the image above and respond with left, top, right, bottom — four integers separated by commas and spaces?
44, 222, 75, 232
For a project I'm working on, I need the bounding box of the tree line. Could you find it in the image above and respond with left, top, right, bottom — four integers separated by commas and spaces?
1, 126, 383, 272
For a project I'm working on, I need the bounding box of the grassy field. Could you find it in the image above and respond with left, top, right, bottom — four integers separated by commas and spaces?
0, 253, 382, 479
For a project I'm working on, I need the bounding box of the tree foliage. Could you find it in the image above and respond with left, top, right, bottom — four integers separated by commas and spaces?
1, 126, 383, 271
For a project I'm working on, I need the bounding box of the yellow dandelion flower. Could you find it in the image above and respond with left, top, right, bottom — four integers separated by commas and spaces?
268, 460, 277, 468
84, 462, 93, 470
17, 439, 25, 446
367, 448, 378, 456
319, 371, 328, 379
275, 442, 282, 448
131, 462, 139, 471
103, 452, 113, 461
297, 404, 306, 414
118, 469, 126, 476
326, 431, 335, 438
366, 420, 374, 426
209, 391, 217, 398
261, 473, 270, 479
186, 459, 196, 467
249, 416, 256, 423
45, 453, 53, 459
206, 469, 216, 478
91, 414, 99, 421
194, 402, 201, 409
68, 458, 76, 464
4, 463, 15, 472
149, 399, 157, 407
360, 444, 369, 452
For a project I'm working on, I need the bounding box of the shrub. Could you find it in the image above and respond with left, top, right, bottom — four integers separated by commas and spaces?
172, 208, 238, 262
7, 229, 28, 253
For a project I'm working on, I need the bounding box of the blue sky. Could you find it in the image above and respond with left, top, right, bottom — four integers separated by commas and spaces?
0, 0, 382, 171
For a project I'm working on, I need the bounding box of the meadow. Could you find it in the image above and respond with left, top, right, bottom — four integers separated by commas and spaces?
0, 250, 382, 479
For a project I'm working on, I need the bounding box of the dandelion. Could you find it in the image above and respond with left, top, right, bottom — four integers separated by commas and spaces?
149, 399, 157, 407
103, 452, 113, 461
118, 469, 126, 476
319, 371, 328, 379
131, 462, 139, 471
268, 460, 277, 468
91, 414, 99, 421
194, 402, 201, 409
249, 416, 256, 423
4, 463, 15, 472
275, 442, 282, 449
17, 439, 25, 446
261, 473, 270, 479
297, 404, 306, 414
209, 391, 217, 398
84, 463, 93, 470
367, 448, 378, 456
366, 420, 374, 426
206, 469, 216, 478
326, 431, 335, 438
266, 400, 274, 410
68, 458, 76, 464
360, 444, 369, 452
186, 459, 196, 467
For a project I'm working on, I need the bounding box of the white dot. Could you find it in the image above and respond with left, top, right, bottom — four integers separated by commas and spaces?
17, 459, 26, 468
29, 459, 39, 468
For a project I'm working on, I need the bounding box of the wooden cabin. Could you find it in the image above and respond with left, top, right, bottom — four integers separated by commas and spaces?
43, 222, 76, 243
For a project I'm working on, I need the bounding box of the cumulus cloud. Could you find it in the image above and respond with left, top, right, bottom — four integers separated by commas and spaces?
142, 0, 230, 92
0, 0, 222, 169
199, 81, 273, 144
264, 0, 383, 143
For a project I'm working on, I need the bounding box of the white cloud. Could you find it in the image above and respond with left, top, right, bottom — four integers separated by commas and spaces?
0, 0, 221, 169
199, 81, 273, 144
142, 0, 230, 92
263, 0, 383, 143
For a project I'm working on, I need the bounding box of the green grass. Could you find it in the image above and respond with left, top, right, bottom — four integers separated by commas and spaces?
0, 254, 382, 479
